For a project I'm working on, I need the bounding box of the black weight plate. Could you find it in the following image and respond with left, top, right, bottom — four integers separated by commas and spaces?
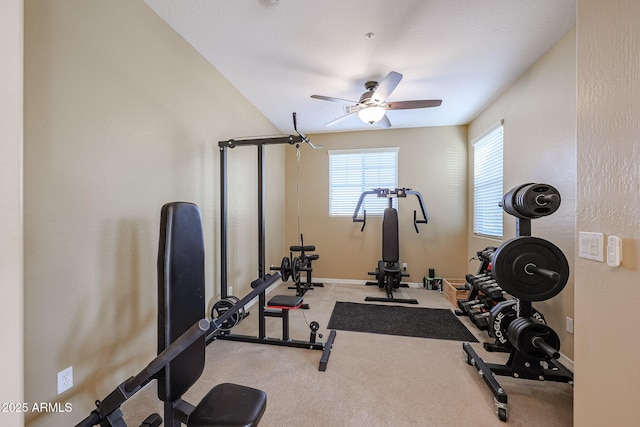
516, 183, 561, 218
291, 256, 301, 283
502, 183, 561, 219
492, 237, 569, 301
280, 256, 291, 282
377, 261, 385, 288
508, 316, 560, 361
489, 300, 546, 348
211, 299, 240, 331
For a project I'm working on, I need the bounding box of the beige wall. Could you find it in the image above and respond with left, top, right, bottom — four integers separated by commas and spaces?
468, 28, 577, 359
0, 1, 24, 427
575, 1, 640, 424
285, 126, 468, 282
23, 1, 283, 426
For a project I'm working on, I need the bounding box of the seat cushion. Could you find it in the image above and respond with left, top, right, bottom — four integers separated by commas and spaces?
188, 383, 267, 427
267, 294, 303, 308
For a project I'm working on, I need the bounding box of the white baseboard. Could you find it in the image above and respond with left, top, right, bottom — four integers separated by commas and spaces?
558, 352, 574, 372
316, 277, 422, 287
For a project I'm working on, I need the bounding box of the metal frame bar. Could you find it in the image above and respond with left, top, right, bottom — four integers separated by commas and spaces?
215, 131, 335, 371
352, 187, 429, 232
218, 134, 303, 299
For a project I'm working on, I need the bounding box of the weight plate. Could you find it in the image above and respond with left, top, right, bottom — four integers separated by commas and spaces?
227, 295, 245, 323
515, 183, 561, 218
507, 316, 560, 361
377, 261, 385, 288
309, 321, 320, 332
489, 300, 546, 348
280, 256, 291, 282
291, 256, 301, 283
492, 236, 569, 301
502, 183, 561, 219
211, 299, 241, 331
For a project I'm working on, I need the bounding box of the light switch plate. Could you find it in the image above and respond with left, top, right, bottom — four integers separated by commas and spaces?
579, 231, 604, 262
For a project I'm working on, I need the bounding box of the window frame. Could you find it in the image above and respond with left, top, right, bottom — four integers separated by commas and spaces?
328, 147, 399, 217
472, 121, 504, 239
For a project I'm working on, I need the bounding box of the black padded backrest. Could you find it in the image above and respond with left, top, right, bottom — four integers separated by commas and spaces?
157, 202, 206, 402
382, 208, 399, 262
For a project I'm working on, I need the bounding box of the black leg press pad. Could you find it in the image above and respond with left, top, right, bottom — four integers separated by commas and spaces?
267, 294, 303, 308
188, 383, 267, 427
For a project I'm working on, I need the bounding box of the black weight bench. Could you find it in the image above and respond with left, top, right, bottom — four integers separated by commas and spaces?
365, 208, 417, 304
158, 202, 266, 427
265, 294, 304, 341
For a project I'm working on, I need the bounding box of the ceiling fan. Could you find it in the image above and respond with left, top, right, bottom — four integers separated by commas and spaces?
311, 71, 442, 128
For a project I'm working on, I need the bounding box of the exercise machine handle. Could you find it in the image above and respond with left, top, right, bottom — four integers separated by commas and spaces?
353, 190, 378, 231
290, 245, 315, 252
406, 190, 429, 233
125, 319, 210, 393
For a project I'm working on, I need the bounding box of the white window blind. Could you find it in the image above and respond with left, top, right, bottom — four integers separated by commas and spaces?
328, 147, 399, 216
473, 122, 504, 238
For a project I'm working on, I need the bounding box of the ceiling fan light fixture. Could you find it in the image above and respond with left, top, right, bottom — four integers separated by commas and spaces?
357, 105, 386, 124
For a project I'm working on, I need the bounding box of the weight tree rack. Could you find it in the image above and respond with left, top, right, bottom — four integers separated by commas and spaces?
210, 113, 336, 371
462, 183, 574, 422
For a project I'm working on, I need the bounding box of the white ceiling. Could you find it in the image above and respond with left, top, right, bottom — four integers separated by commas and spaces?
144, 0, 575, 135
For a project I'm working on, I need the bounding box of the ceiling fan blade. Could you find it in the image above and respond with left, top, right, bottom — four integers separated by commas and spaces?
385, 99, 442, 110
377, 115, 392, 128
325, 112, 356, 127
311, 95, 357, 105
371, 71, 403, 104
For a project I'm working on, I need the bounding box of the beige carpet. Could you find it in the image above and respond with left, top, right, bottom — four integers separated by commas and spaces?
123, 281, 573, 426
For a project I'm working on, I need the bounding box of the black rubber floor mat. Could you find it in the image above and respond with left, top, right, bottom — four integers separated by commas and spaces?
327, 301, 478, 342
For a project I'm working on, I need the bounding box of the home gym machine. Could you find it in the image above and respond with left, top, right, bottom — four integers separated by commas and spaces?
210, 113, 336, 371
353, 187, 429, 304
75, 201, 281, 427
462, 183, 573, 422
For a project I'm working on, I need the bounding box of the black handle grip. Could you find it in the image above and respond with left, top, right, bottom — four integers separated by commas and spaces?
290, 245, 316, 252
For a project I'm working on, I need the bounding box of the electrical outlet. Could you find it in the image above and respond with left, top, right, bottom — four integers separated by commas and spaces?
228, 286, 233, 296
57, 366, 73, 394
402, 263, 407, 271
566, 317, 574, 334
